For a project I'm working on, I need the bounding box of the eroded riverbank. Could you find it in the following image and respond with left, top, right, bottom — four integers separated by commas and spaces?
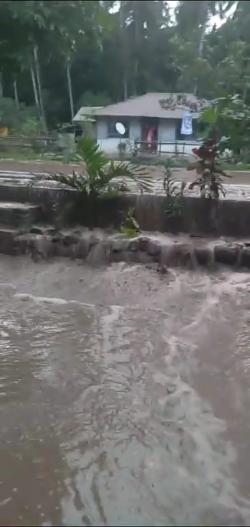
0, 256, 250, 525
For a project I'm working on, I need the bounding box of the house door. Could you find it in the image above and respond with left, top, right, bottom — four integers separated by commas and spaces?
141, 118, 158, 152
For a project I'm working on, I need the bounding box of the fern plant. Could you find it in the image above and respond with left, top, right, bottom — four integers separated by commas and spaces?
43, 138, 153, 198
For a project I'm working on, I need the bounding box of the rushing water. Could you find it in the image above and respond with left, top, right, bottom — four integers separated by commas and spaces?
0, 257, 250, 525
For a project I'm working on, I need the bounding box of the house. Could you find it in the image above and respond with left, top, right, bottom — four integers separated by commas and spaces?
73, 106, 104, 124
72, 106, 103, 140
73, 93, 208, 156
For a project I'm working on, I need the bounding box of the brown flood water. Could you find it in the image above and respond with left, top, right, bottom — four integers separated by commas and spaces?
0, 256, 250, 526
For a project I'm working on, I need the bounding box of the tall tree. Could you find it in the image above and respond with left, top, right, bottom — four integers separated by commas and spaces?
1, 0, 250, 133
174, 1, 237, 95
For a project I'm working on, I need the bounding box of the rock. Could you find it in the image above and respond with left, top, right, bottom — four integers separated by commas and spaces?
51, 239, 70, 258
241, 247, 250, 268
46, 227, 58, 236
76, 237, 90, 259
167, 384, 176, 394
138, 236, 149, 252
161, 243, 193, 268
111, 250, 124, 262
104, 240, 112, 261
52, 232, 63, 243
89, 233, 100, 248
114, 250, 136, 263
72, 228, 82, 236
19, 234, 52, 260
128, 238, 139, 252
194, 247, 212, 266
176, 244, 194, 267
33, 235, 54, 259
15, 234, 31, 254
63, 233, 79, 246
214, 244, 239, 266
157, 264, 168, 275
111, 238, 129, 253
134, 251, 153, 264
147, 239, 162, 260
160, 245, 174, 266
30, 226, 44, 235
86, 241, 109, 265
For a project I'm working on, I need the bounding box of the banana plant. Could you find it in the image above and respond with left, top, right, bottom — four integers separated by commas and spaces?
45, 138, 153, 197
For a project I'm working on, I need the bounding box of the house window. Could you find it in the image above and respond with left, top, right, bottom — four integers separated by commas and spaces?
107, 119, 129, 138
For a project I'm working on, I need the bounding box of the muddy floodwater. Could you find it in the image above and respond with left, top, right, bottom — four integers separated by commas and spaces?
0, 256, 250, 526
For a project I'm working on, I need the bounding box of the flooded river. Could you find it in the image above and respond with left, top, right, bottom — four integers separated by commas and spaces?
0, 256, 250, 525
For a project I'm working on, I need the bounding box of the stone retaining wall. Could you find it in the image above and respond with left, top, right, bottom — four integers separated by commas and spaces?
2, 184, 250, 237
30, 188, 250, 237
3, 227, 250, 271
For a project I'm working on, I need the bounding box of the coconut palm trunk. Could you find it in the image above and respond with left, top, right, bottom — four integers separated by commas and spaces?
30, 65, 40, 110
119, 3, 128, 100
66, 58, 74, 121
33, 44, 47, 133
13, 79, 19, 108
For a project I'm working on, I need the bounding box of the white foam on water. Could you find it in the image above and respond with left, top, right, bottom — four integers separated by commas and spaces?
14, 293, 69, 305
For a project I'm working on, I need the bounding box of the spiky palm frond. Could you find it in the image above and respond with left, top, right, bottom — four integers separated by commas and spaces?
106, 161, 153, 193
42, 139, 154, 197
77, 137, 108, 179
44, 171, 89, 192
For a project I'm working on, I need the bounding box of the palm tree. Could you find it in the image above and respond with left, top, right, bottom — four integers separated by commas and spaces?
176, 1, 236, 56
45, 138, 153, 198
175, 1, 236, 94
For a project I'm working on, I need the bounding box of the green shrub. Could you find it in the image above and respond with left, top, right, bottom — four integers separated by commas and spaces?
0, 97, 42, 135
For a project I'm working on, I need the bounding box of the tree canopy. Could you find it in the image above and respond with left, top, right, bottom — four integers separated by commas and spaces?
0, 0, 248, 131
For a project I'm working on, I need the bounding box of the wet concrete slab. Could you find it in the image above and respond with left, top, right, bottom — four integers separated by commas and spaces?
0, 166, 250, 201
0, 257, 250, 525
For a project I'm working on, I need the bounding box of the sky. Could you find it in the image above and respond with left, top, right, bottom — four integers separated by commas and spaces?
111, 1, 238, 29
167, 0, 238, 29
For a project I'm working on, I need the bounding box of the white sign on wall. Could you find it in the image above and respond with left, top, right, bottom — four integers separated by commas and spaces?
181, 112, 193, 135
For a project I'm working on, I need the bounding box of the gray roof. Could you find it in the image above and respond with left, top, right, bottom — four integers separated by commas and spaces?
73, 106, 103, 122
94, 93, 208, 119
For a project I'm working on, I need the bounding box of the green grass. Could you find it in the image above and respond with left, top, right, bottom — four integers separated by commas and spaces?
0, 150, 63, 161
0, 149, 80, 163
222, 162, 250, 171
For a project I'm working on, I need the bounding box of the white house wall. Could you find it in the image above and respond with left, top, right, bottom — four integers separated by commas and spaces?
96, 119, 108, 140
158, 119, 176, 142
129, 119, 141, 142
97, 138, 123, 154
96, 117, 199, 156
96, 119, 118, 154
96, 118, 140, 155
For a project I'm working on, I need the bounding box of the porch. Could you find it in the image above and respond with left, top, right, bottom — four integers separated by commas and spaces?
134, 139, 200, 157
